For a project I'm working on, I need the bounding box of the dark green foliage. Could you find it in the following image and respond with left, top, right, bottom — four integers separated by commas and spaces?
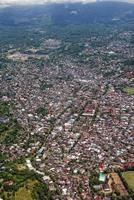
89, 172, 100, 195
0, 102, 10, 116
123, 59, 134, 66
0, 118, 21, 144
40, 82, 53, 90
0, 102, 21, 144
36, 107, 48, 117
32, 183, 53, 200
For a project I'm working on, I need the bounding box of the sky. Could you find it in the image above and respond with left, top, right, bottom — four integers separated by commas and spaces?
0, 0, 133, 5
0, 0, 93, 3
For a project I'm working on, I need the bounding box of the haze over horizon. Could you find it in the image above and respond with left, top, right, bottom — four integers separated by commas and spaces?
0, 0, 134, 6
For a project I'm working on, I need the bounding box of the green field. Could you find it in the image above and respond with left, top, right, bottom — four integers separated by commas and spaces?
123, 87, 134, 94
122, 171, 134, 191
15, 180, 37, 200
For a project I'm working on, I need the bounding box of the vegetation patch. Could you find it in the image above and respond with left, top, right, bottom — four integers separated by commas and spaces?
0, 161, 53, 200
0, 118, 22, 144
123, 87, 134, 95
16, 164, 27, 171
36, 106, 48, 117
40, 81, 53, 90
0, 101, 10, 116
15, 180, 38, 200
122, 171, 134, 192
32, 182, 53, 200
0, 102, 22, 144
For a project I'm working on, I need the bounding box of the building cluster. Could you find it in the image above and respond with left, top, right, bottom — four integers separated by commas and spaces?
0, 30, 134, 199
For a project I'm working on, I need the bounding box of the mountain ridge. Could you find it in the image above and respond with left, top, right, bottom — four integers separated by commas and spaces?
0, 1, 134, 26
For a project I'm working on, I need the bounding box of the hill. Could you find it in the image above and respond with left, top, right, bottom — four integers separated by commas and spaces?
0, 2, 134, 26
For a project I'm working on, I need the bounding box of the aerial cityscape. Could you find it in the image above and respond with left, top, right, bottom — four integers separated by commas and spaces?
0, 1, 134, 200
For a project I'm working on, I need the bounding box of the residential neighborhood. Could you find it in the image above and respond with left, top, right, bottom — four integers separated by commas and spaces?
0, 2, 134, 200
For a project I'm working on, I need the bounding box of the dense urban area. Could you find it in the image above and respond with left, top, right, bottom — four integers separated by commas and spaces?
0, 2, 134, 200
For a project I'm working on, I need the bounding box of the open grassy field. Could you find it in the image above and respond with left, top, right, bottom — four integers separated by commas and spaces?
15, 180, 38, 200
123, 87, 134, 94
15, 187, 32, 200
122, 171, 134, 191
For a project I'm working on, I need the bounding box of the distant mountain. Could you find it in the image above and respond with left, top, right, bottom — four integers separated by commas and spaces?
0, 2, 134, 26
50, 1, 134, 25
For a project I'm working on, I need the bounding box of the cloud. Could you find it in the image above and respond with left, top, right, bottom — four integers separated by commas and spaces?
0, 0, 133, 5
0, 0, 96, 5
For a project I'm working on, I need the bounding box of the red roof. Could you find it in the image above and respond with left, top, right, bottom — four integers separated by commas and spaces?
94, 196, 102, 200
99, 163, 104, 171
123, 162, 134, 168
84, 107, 93, 113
